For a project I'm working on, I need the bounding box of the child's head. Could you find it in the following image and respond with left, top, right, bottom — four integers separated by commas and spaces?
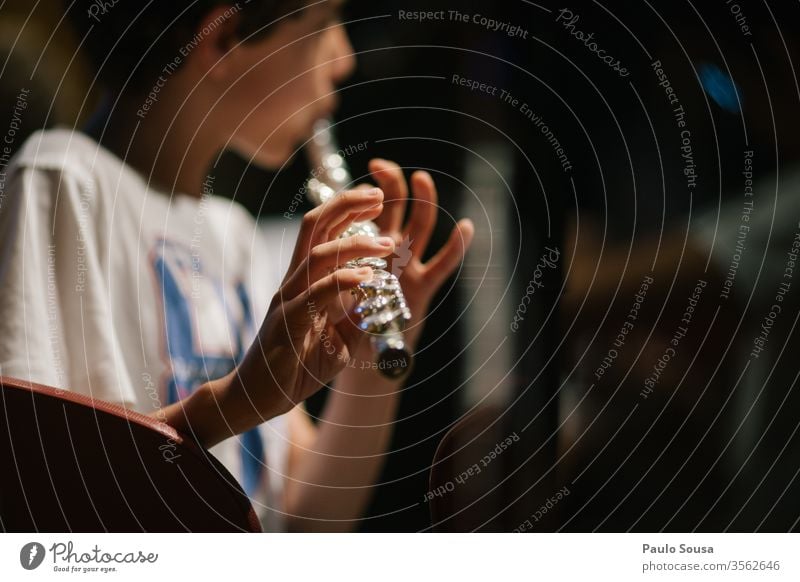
68, 0, 355, 167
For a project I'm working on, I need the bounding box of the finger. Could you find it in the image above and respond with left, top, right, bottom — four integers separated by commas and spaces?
324, 182, 383, 240
326, 288, 359, 324
325, 201, 384, 242
334, 309, 367, 355
283, 234, 395, 298
319, 316, 349, 361
289, 188, 384, 273
294, 188, 383, 261
281, 267, 374, 341
403, 170, 438, 260
424, 218, 475, 290
368, 158, 408, 234
304, 267, 375, 312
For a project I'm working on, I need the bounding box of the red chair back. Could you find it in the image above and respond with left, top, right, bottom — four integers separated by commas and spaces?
0, 376, 261, 532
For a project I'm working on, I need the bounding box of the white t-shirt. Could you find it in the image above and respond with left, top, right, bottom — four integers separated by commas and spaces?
0, 128, 292, 531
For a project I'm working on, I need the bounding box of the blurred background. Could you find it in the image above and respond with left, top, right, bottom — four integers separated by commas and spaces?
4, 0, 800, 531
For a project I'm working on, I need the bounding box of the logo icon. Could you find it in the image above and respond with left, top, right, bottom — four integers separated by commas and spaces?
20, 542, 45, 570
390, 235, 413, 278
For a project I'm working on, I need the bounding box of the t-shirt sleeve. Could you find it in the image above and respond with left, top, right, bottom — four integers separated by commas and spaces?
0, 164, 137, 405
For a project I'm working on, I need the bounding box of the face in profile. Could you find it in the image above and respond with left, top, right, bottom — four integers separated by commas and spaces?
218, 1, 355, 168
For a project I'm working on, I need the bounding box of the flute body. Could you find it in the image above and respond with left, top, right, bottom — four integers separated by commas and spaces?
305, 120, 412, 379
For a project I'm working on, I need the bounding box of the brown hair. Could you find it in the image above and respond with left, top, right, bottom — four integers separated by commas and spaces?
65, 0, 306, 95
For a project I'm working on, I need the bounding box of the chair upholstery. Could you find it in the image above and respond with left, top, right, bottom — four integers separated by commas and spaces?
0, 376, 261, 532
428, 406, 507, 531
428, 405, 562, 532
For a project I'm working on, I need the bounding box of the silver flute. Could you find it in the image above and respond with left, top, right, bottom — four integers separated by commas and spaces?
305, 120, 412, 379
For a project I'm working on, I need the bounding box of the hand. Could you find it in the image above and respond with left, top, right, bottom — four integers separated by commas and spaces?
365, 158, 475, 353
229, 187, 396, 421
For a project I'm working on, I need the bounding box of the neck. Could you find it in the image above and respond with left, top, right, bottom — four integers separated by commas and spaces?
86, 89, 222, 198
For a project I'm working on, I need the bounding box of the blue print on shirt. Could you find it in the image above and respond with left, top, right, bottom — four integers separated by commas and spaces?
151, 237, 264, 496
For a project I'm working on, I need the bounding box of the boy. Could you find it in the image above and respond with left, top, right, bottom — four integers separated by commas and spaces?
0, 0, 473, 531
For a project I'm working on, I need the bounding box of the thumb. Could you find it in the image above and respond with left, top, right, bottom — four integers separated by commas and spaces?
335, 311, 367, 354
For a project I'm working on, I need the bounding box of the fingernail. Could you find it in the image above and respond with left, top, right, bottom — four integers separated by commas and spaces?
376, 236, 394, 247
357, 267, 372, 275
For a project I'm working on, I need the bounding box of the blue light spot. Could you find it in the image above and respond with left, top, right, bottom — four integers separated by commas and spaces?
698, 63, 742, 113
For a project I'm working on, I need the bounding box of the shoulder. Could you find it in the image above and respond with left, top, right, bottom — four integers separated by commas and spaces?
205, 194, 260, 246
11, 128, 105, 185
8, 128, 150, 220
206, 194, 256, 226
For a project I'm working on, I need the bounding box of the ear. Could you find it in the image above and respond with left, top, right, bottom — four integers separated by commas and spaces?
187, 5, 243, 82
